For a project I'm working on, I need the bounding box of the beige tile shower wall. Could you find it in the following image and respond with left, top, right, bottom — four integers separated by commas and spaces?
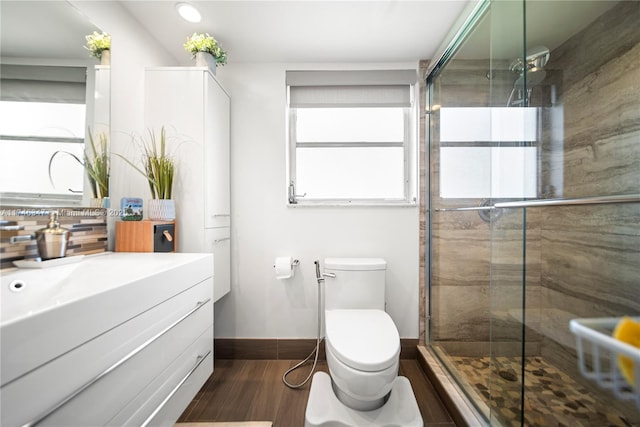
430, 210, 491, 343
430, 208, 543, 350
492, 209, 542, 344
543, 1, 640, 200
0, 207, 108, 269
538, 1, 640, 367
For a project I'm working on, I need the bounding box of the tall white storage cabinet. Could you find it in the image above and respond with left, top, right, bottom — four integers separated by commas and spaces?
144, 67, 231, 302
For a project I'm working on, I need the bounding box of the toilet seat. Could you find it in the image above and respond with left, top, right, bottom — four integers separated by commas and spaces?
325, 309, 400, 372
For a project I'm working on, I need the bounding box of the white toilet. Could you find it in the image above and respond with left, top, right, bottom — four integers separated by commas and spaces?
305, 258, 423, 427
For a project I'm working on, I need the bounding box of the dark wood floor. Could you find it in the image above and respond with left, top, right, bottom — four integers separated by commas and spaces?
179, 359, 456, 427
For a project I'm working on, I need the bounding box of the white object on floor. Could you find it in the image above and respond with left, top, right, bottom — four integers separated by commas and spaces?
305, 372, 423, 427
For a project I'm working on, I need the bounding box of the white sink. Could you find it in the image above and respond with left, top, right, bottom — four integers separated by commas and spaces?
1, 263, 84, 326
1, 251, 214, 386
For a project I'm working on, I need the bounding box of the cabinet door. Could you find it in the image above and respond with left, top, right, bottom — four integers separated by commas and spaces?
206, 227, 230, 302
145, 68, 207, 252
0, 279, 212, 427
204, 75, 231, 228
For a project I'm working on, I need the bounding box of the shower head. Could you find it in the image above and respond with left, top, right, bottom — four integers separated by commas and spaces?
506, 45, 550, 106
510, 45, 550, 73
525, 45, 550, 68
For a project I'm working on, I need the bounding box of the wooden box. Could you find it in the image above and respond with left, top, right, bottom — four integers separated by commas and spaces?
115, 220, 176, 253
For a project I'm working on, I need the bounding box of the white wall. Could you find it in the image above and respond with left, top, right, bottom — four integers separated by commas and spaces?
69, 1, 178, 245
214, 63, 420, 338
70, 4, 421, 339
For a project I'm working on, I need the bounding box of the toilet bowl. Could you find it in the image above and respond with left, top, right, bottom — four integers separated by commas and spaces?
325, 309, 400, 411
305, 258, 422, 427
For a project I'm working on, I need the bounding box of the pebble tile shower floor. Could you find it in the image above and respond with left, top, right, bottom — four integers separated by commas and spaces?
449, 356, 638, 427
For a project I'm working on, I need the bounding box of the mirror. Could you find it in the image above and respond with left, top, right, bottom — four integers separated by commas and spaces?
0, 0, 110, 207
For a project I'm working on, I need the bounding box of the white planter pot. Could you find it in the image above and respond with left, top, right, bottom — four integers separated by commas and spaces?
148, 199, 176, 221
100, 49, 111, 66
89, 197, 110, 208
195, 51, 216, 75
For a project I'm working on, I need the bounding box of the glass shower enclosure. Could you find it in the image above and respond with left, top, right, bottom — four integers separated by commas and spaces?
426, 1, 639, 426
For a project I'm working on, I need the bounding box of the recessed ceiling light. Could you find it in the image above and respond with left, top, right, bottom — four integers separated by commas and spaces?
176, 3, 201, 23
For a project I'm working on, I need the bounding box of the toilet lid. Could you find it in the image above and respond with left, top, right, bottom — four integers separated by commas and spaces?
325, 309, 400, 372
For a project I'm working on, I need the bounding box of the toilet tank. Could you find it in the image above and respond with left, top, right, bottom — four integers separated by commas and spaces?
324, 258, 387, 311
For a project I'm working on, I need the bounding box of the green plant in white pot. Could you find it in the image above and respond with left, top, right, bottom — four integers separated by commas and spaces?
49, 129, 110, 206
117, 127, 176, 221
184, 32, 227, 73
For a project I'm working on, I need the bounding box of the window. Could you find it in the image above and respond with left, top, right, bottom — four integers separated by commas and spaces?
0, 101, 86, 196
286, 70, 417, 205
438, 107, 539, 199
0, 65, 87, 203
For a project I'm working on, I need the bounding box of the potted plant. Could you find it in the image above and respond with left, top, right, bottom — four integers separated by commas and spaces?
85, 31, 111, 65
116, 127, 176, 221
48, 129, 110, 207
184, 32, 227, 73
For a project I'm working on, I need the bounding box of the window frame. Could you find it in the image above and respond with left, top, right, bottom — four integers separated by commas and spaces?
0, 64, 88, 205
286, 76, 418, 207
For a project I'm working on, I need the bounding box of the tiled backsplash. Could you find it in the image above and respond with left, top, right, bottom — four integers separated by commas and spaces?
0, 206, 108, 269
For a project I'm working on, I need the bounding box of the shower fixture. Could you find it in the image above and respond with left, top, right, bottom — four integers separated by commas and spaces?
507, 45, 550, 107
509, 45, 550, 73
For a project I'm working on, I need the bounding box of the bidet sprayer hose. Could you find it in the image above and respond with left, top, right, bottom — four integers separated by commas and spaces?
282, 261, 323, 389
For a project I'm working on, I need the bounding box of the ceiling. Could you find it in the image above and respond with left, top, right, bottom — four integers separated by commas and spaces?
0, 1, 100, 61
120, 0, 470, 64
0, 1, 620, 66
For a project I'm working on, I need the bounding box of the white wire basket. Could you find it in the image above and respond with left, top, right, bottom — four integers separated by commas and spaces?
569, 317, 640, 409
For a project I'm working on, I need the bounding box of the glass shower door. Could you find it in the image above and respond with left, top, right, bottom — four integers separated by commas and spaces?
488, 0, 640, 426
427, 1, 639, 425
427, 6, 494, 421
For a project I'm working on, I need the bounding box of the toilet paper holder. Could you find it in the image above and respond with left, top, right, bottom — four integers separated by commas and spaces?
274, 257, 300, 280
273, 259, 299, 268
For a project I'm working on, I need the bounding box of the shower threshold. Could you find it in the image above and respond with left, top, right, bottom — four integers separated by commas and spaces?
417, 346, 488, 427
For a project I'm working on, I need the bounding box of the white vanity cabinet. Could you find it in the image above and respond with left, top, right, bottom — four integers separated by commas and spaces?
145, 67, 231, 302
0, 252, 214, 427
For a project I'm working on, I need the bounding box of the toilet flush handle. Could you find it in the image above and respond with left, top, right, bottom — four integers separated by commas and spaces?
323, 272, 336, 279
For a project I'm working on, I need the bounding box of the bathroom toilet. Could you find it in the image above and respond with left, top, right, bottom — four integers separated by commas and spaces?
305, 258, 423, 426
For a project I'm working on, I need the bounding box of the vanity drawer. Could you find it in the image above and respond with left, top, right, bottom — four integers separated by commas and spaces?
108, 326, 213, 427
0, 278, 213, 427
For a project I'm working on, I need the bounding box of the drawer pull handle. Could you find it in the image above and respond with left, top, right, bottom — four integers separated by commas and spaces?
140, 350, 212, 427
213, 237, 231, 244
22, 299, 211, 427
